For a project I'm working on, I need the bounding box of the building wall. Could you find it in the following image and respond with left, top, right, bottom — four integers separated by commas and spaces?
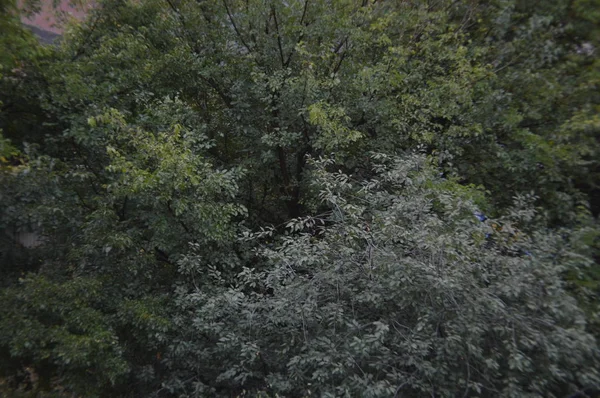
20, 0, 89, 35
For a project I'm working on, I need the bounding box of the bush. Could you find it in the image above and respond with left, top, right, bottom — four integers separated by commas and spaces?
171, 154, 600, 397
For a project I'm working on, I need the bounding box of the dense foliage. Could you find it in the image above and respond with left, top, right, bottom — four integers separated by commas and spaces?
1, 0, 599, 396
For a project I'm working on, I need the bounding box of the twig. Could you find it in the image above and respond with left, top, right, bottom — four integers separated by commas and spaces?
394, 382, 408, 398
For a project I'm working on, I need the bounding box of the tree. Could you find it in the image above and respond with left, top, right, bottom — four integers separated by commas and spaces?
40, 0, 599, 223
1, 0, 599, 395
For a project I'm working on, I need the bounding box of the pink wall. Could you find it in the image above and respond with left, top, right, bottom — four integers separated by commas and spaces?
21, 0, 89, 34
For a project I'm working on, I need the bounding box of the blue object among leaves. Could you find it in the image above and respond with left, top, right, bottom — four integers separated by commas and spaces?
474, 211, 487, 222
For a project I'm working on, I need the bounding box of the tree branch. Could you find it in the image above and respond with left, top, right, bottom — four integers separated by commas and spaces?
271, 5, 286, 67
197, 74, 233, 107
284, 0, 310, 67
332, 38, 349, 75
223, 0, 253, 55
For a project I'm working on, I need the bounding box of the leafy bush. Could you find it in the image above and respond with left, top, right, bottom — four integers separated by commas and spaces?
172, 154, 599, 397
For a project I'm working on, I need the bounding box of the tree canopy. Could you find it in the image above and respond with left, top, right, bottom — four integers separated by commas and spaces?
1, 0, 599, 396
